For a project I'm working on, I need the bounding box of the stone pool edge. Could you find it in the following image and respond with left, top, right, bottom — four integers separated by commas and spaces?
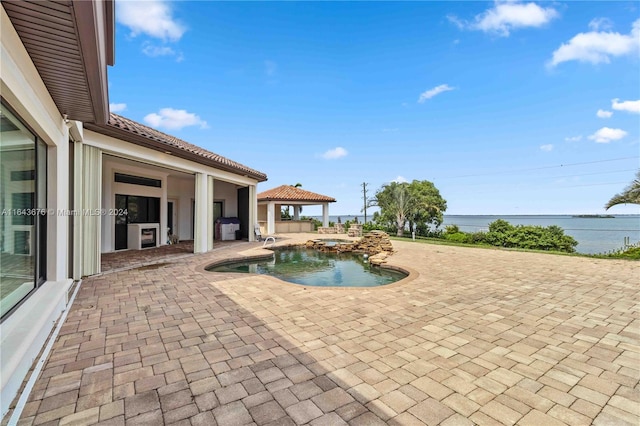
196, 243, 419, 291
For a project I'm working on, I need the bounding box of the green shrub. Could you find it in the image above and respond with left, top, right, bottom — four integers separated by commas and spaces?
596, 246, 640, 259
444, 224, 460, 235
445, 232, 469, 243
468, 232, 488, 245
485, 220, 577, 252
301, 216, 322, 231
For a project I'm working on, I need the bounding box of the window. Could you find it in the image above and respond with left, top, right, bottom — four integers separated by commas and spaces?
0, 103, 47, 319
114, 173, 161, 188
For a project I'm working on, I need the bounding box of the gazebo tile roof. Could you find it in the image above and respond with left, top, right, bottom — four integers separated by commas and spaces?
257, 185, 336, 203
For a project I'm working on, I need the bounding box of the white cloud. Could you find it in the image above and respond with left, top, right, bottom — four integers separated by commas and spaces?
596, 109, 613, 118
418, 84, 455, 103
588, 127, 628, 143
142, 42, 175, 57
540, 144, 554, 151
321, 147, 348, 160
448, 1, 559, 37
109, 103, 127, 113
612, 98, 640, 114
564, 135, 582, 142
548, 19, 640, 67
265, 60, 277, 76
144, 108, 208, 130
589, 17, 613, 32
116, 0, 186, 41
393, 176, 408, 183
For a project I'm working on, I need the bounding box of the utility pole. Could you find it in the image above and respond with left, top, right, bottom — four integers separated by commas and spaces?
362, 182, 368, 224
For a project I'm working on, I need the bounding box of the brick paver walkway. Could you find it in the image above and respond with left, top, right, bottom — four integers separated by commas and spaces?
8, 234, 640, 425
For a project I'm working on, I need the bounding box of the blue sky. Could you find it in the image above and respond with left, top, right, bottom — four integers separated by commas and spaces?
108, 1, 640, 216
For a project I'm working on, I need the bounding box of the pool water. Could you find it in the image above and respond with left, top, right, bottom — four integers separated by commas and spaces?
316, 239, 351, 247
207, 246, 406, 287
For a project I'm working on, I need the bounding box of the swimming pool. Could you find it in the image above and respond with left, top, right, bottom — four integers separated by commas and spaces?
207, 246, 406, 287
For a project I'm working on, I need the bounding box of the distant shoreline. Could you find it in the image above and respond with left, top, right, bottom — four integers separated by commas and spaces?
322, 214, 640, 219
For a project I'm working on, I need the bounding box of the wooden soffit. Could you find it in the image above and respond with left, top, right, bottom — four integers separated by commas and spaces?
3, 0, 114, 124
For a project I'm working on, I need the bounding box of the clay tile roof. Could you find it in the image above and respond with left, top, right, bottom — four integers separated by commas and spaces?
258, 185, 336, 203
85, 113, 267, 182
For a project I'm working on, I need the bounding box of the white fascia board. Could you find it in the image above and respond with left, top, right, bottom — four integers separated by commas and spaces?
83, 130, 259, 187
0, 7, 65, 146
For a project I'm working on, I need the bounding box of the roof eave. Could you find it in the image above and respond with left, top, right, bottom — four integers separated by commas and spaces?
72, 0, 114, 124
85, 123, 268, 182
3, 0, 114, 124
259, 198, 336, 203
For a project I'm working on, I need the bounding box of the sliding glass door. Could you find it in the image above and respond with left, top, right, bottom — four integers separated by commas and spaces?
0, 103, 47, 319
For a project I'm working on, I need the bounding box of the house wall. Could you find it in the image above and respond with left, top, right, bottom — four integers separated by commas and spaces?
215, 180, 239, 218
167, 176, 195, 240
99, 163, 244, 249
0, 6, 73, 416
101, 158, 168, 252
258, 204, 268, 222
0, 3, 263, 414
82, 129, 261, 250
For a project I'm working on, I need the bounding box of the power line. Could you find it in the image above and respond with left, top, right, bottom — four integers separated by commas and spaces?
452, 224, 640, 232
562, 182, 629, 188
545, 168, 637, 180
436, 156, 639, 180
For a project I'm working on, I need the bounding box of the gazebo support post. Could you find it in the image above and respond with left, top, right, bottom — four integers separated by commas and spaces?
322, 203, 329, 228
267, 201, 276, 235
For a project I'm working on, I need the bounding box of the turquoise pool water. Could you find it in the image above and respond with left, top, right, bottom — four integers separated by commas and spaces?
207, 246, 406, 287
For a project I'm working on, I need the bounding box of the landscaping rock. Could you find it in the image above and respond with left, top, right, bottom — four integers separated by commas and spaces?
304, 231, 394, 261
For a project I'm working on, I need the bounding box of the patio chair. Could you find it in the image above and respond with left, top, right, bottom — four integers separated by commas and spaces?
254, 224, 263, 241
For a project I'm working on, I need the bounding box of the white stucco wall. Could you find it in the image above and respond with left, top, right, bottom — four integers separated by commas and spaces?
167, 176, 195, 240
214, 180, 239, 218
1, 6, 73, 416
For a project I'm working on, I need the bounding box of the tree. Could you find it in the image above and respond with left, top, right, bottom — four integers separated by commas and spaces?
372, 180, 447, 237
605, 170, 640, 210
374, 182, 412, 236
406, 180, 447, 234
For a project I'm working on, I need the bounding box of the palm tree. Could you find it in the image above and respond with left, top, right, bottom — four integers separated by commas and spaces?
605, 170, 640, 210
374, 182, 413, 237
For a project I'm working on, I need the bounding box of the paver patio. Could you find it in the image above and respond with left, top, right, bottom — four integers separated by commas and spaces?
5, 234, 639, 425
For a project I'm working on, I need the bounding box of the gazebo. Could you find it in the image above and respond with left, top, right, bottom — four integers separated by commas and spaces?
257, 185, 336, 235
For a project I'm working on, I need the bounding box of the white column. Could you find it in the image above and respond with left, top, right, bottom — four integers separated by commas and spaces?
161, 177, 168, 246
72, 140, 83, 280
81, 145, 102, 275
322, 203, 329, 228
45, 140, 69, 281
194, 173, 208, 253
267, 201, 276, 235
249, 184, 257, 242
293, 206, 300, 220
207, 176, 214, 251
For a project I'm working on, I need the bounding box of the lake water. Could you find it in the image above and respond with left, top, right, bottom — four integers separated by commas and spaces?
317, 215, 640, 255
